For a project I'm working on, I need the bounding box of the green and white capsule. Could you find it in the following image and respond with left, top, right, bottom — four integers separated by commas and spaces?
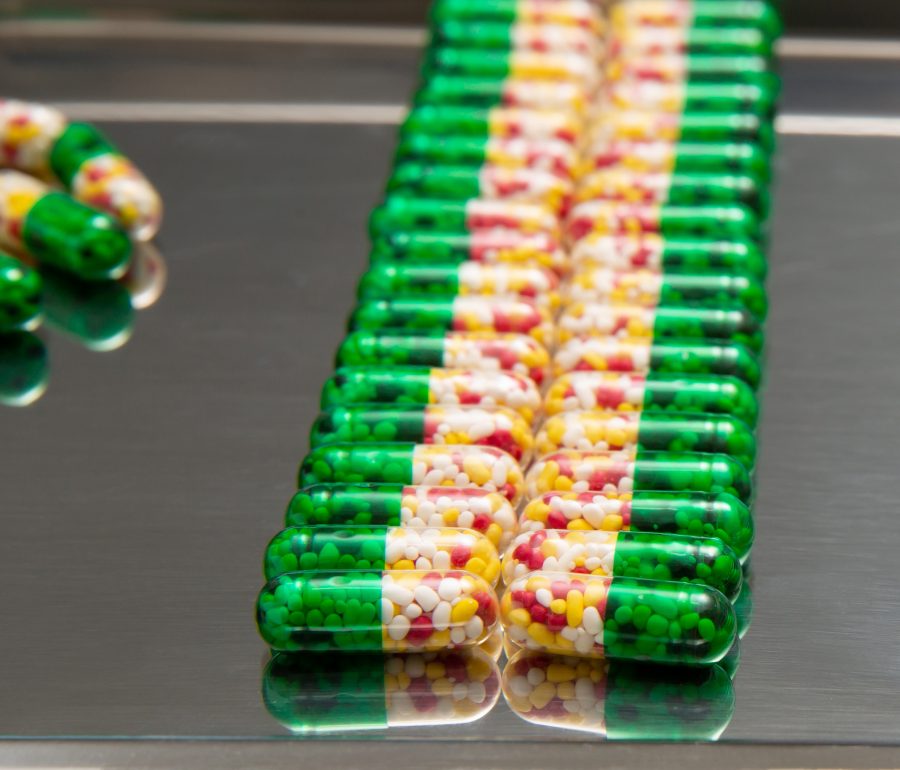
609, 1, 782, 41
415, 75, 590, 113
422, 48, 599, 89
610, 24, 774, 57
430, 20, 602, 57
402, 105, 582, 144
429, 0, 603, 31
607, 80, 778, 116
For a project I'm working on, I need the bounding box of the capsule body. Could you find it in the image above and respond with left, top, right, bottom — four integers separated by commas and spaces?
610, 25, 773, 57
518, 490, 753, 563
501, 571, 736, 663
0, 99, 66, 173
415, 75, 589, 114
265, 525, 501, 585
258, 569, 499, 652
336, 330, 550, 385
297, 442, 525, 505
430, 0, 603, 32
544, 371, 759, 428
431, 21, 602, 57
0, 254, 42, 332
321, 366, 541, 422
310, 404, 535, 463
402, 105, 582, 144
609, 1, 782, 40
607, 80, 776, 115
607, 54, 775, 87
423, 48, 599, 89
286, 483, 519, 549
525, 449, 753, 503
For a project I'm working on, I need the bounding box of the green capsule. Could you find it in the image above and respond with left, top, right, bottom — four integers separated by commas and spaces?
422, 47, 596, 86
0, 253, 42, 332
415, 74, 588, 112
611, 54, 776, 87
652, 306, 764, 353
429, 0, 601, 29
666, 112, 775, 150
0, 331, 48, 407
49, 121, 119, 186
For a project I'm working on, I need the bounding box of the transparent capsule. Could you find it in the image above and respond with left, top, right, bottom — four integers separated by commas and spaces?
297, 442, 525, 505
571, 234, 766, 280
0, 331, 48, 407
502, 529, 742, 600
535, 410, 756, 470
566, 201, 760, 243
396, 133, 578, 178
0, 170, 131, 280
371, 230, 571, 277
429, 0, 603, 32
258, 569, 500, 652
286, 483, 519, 550
0, 98, 66, 174
430, 20, 602, 57
606, 80, 777, 115
609, 25, 773, 57
518, 490, 753, 563
403, 105, 582, 144
501, 570, 736, 663
388, 163, 572, 214
556, 302, 763, 353
321, 365, 541, 422
349, 297, 554, 346
415, 75, 589, 114
552, 337, 761, 388
525, 449, 753, 503
423, 48, 599, 89
263, 648, 501, 733
49, 122, 163, 240
503, 649, 734, 740
264, 525, 502, 585
336, 330, 550, 385
357, 262, 561, 309
544, 371, 759, 428
609, 1, 782, 40
0, 253, 42, 332
606, 54, 776, 88
310, 404, 535, 463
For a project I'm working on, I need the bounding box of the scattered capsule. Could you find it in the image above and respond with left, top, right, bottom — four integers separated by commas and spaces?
349, 297, 554, 346
552, 337, 762, 388
0, 170, 131, 280
0, 99, 66, 174
321, 365, 541, 422
423, 48, 599, 89
264, 525, 502, 585
336, 330, 550, 385
518, 490, 754, 563
310, 404, 535, 463
525, 449, 753, 503
609, 1, 783, 41
610, 25, 773, 57
544, 371, 759, 428
430, 21, 602, 57
502, 649, 734, 740
263, 648, 501, 734
501, 570, 736, 663
502, 529, 742, 600
258, 569, 499, 652
415, 75, 589, 113
286, 483, 519, 549
0, 331, 48, 407
297, 442, 525, 505
0, 253, 41, 332
429, 0, 603, 32
606, 80, 777, 115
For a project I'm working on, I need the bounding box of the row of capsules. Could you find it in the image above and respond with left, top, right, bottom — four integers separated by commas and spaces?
254, 0, 779, 737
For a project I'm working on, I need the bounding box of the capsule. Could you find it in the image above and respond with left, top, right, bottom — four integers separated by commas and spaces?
609, 1, 783, 40
430, 21, 602, 57
518, 490, 754, 563
49, 122, 162, 240
535, 411, 756, 470
336, 330, 550, 385
349, 298, 554, 346
525, 449, 753, 503
606, 80, 777, 115
415, 75, 589, 114
607, 55, 776, 88
310, 404, 535, 463
571, 234, 766, 280
502, 529, 742, 600
321, 365, 541, 421
503, 650, 734, 740
544, 371, 759, 428
429, 0, 603, 31
258, 569, 500, 652
423, 48, 599, 89
501, 571, 736, 663
0, 254, 41, 332
566, 267, 768, 320
265, 526, 502, 585
588, 140, 770, 183
557, 303, 763, 353
566, 202, 760, 243
358, 263, 561, 309
286, 483, 519, 549
387, 164, 571, 214
263, 649, 501, 733
574, 169, 768, 217
610, 25, 773, 57
396, 134, 578, 179
372, 230, 570, 276
0, 99, 66, 174
0, 331, 48, 407
297, 443, 525, 505
552, 337, 762, 388
0, 170, 131, 280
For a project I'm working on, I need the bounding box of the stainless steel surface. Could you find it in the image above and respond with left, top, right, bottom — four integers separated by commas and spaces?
1, 22, 900, 757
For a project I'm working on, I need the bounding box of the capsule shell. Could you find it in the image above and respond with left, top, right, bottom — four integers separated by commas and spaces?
501, 570, 736, 663
502, 529, 742, 600
518, 490, 753, 563
0, 99, 66, 174
430, 20, 602, 57
264, 525, 502, 585
606, 54, 776, 87
429, 0, 603, 32
286, 483, 519, 549
257, 569, 500, 652
0, 253, 42, 332
0, 331, 48, 407
544, 371, 759, 428
609, 1, 783, 41
402, 105, 582, 144
610, 25, 773, 57
310, 404, 535, 463
525, 449, 753, 503
415, 75, 590, 113
297, 442, 525, 505
423, 48, 599, 89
